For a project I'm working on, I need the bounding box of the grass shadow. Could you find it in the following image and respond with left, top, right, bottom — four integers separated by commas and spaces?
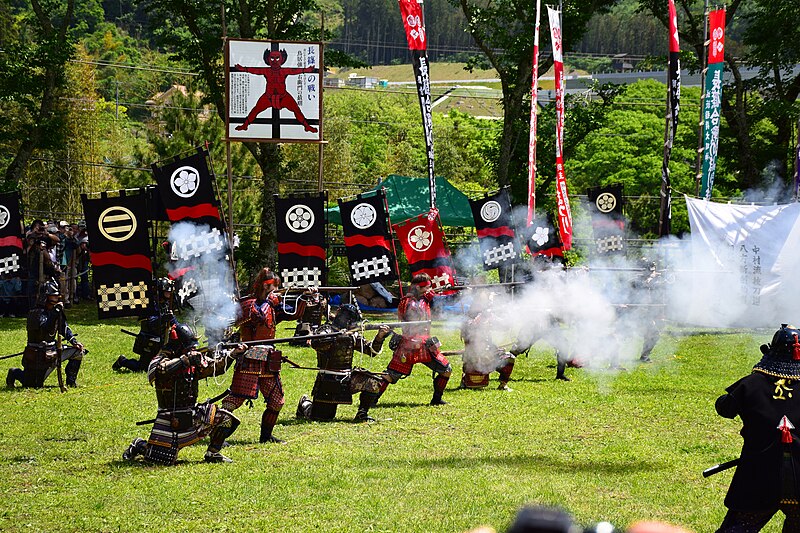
383, 452, 662, 475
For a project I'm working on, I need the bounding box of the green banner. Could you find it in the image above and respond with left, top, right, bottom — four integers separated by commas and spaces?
700, 62, 724, 200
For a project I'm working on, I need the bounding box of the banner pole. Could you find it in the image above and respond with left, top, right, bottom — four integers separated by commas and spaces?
694, 0, 710, 196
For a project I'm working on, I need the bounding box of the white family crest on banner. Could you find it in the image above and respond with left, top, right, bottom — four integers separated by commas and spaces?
595, 193, 617, 213
683, 196, 800, 327
0, 204, 9, 230
480, 201, 502, 223
286, 204, 315, 233
408, 225, 433, 252
98, 206, 137, 242
170, 165, 200, 198
350, 203, 377, 229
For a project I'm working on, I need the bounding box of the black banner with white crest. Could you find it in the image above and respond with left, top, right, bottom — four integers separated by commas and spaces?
275, 192, 327, 288
339, 190, 397, 285
152, 148, 227, 261
469, 188, 520, 270
81, 190, 153, 318
0, 192, 24, 275
525, 212, 563, 259
586, 184, 626, 256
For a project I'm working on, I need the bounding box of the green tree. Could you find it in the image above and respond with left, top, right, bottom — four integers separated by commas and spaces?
637, 0, 800, 191
451, 0, 619, 192
144, 0, 362, 267
1, 0, 76, 187
568, 80, 699, 236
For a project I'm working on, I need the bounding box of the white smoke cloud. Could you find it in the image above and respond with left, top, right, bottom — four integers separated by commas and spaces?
448, 223, 790, 379
167, 222, 238, 344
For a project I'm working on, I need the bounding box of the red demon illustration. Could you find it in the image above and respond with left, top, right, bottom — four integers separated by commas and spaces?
234, 49, 318, 133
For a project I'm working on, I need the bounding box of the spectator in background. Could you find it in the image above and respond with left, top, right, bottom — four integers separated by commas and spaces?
24, 219, 59, 307
77, 222, 91, 302
64, 223, 80, 306
0, 273, 23, 317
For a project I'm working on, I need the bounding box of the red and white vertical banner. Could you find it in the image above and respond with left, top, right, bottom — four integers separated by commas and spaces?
547, 6, 573, 251
659, 0, 681, 237
526, 0, 542, 225
398, 0, 436, 209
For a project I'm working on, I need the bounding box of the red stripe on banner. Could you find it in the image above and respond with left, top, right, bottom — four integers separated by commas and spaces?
534, 247, 564, 259
91, 251, 152, 272
278, 242, 326, 260
0, 236, 23, 249
477, 227, 514, 239
166, 203, 221, 221
344, 234, 390, 250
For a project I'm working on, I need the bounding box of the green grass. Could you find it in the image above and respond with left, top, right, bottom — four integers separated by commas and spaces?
0, 305, 787, 532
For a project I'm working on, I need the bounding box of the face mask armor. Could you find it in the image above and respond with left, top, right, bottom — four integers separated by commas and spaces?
332, 304, 362, 330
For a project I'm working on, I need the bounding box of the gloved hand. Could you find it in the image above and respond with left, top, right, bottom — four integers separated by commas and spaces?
53, 302, 64, 313
375, 324, 393, 342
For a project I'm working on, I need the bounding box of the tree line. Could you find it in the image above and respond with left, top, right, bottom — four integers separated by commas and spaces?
1, 0, 799, 270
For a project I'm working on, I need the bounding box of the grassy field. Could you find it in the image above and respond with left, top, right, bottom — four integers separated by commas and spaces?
0, 303, 786, 532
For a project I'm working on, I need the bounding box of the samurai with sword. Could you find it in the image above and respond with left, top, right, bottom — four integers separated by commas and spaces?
6, 279, 84, 389
295, 303, 392, 422
711, 324, 800, 531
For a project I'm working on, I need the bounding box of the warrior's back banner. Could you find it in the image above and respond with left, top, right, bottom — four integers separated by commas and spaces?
586, 184, 625, 256
275, 193, 327, 288
683, 197, 800, 327
339, 191, 397, 285
526, 212, 563, 259
227, 39, 322, 143
394, 209, 456, 291
0, 192, 24, 275
152, 149, 228, 262
81, 190, 152, 318
469, 189, 519, 270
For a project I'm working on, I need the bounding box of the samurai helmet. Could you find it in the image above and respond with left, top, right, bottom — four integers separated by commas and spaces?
43, 279, 60, 296
331, 303, 362, 330
753, 324, 800, 379
169, 323, 199, 351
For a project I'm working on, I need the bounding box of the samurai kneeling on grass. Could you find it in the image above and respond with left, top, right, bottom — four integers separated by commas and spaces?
122, 323, 245, 465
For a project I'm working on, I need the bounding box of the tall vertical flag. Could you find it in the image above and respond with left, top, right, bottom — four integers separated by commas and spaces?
659, 0, 681, 236
527, 0, 542, 225
398, 0, 436, 209
547, 7, 573, 250
0, 192, 24, 275
700, 9, 725, 200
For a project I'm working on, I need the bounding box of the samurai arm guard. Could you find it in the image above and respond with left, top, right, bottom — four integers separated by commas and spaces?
368, 333, 386, 356
154, 352, 190, 378
196, 351, 231, 379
